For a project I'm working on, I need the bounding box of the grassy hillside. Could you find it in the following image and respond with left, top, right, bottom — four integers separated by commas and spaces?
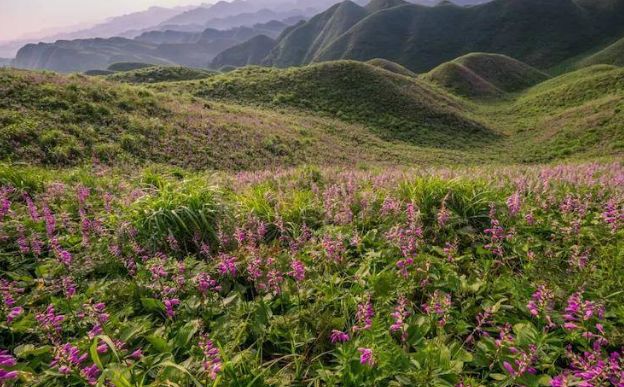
108, 62, 156, 72
168, 61, 498, 149
211, 35, 277, 69
424, 53, 550, 98
0, 68, 491, 169
577, 36, 624, 67
483, 65, 624, 161
366, 58, 416, 77
107, 66, 215, 83
265, 1, 371, 67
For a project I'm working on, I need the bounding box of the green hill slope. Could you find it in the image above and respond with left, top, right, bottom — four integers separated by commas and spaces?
173, 60, 499, 149
0, 68, 490, 169
577, 36, 624, 67
264, 1, 371, 67
211, 35, 277, 69
424, 53, 550, 98
366, 58, 416, 77
487, 65, 624, 161
107, 66, 215, 83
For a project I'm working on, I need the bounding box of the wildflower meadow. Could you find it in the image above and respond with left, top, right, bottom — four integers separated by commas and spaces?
0, 161, 623, 386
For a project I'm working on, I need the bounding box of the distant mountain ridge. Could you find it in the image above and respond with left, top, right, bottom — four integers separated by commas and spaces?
262, 0, 624, 72
13, 21, 295, 72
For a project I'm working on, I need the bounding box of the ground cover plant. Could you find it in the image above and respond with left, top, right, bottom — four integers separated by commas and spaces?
0, 160, 623, 386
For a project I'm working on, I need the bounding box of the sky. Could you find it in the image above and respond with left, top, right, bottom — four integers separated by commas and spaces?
0, 0, 207, 42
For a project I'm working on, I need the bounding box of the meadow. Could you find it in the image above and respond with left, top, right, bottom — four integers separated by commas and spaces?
0, 161, 622, 386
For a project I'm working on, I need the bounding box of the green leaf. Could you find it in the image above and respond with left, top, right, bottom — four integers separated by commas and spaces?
490, 373, 507, 381
155, 361, 203, 387
147, 335, 172, 353
174, 320, 201, 349
141, 297, 165, 313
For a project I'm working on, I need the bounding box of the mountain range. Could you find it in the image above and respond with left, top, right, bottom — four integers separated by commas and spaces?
259, 0, 624, 72
12, 21, 296, 72
6, 0, 495, 72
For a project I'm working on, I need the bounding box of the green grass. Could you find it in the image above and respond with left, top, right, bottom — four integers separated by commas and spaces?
366, 58, 416, 77
477, 65, 624, 162
423, 53, 550, 99
167, 60, 499, 149
107, 62, 156, 72
0, 67, 494, 170
1, 58, 624, 170
576, 36, 624, 68
107, 66, 215, 84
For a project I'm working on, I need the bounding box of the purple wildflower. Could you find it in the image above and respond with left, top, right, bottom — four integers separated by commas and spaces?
289, 259, 305, 282
506, 191, 522, 216
199, 335, 222, 380
423, 290, 452, 327
51, 343, 88, 375
390, 296, 410, 342
352, 295, 375, 332
195, 272, 221, 296
329, 330, 350, 344
217, 253, 237, 277
358, 348, 374, 366
163, 298, 180, 319
0, 350, 18, 382
6, 306, 23, 324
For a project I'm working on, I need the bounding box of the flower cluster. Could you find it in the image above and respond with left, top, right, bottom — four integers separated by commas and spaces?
199, 335, 222, 380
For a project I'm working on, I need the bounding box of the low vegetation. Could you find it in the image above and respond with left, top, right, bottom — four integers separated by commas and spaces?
0, 161, 622, 385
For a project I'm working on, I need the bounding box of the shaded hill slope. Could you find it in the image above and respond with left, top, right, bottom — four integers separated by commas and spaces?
268, 0, 624, 72
577, 36, 624, 68
264, 1, 372, 67
211, 35, 277, 68
424, 53, 550, 98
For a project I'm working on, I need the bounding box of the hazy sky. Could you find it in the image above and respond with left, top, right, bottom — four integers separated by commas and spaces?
0, 0, 206, 41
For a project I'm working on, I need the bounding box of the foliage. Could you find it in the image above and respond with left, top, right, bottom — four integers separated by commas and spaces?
0, 161, 623, 385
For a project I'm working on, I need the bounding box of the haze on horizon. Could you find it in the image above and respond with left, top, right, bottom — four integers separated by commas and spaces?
0, 0, 214, 42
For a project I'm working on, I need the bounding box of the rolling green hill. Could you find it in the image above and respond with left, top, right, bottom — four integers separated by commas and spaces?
577, 36, 624, 68
366, 58, 416, 77
0, 68, 490, 169
107, 66, 215, 83
211, 35, 277, 69
424, 53, 550, 98
170, 60, 499, 149
482, 65, 624, 161
266, 0, 624, 72
264, 1, 371, 67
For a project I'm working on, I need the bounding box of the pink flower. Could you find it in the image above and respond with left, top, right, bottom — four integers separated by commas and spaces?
506, 191, 522, 216
527, 284, 554, 318
164, 298, 180, 319
423, 290, 452, 327
0, 349, 18, 381
199, 335, 222, 380
6, 306, 23, 324
358, 348, 374, 366
196, 272, 221, 295
329, 330, 350, 344
289, 260, 305, 282
217, 253, 237, 277
390, 296, 410, 342
352, 296, 374, 332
